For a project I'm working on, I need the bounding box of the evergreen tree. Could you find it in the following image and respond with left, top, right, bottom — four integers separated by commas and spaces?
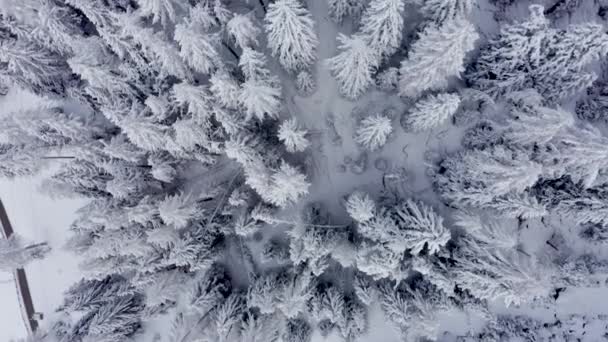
417, 0, 475, 23
278, 118, 310, 153
399, 18, 478, 98
467, 5, 608, 101
502, 90, 574, 146
295, 71, 316, 96
227, 13, 261, 49
404, 92, 461, 132
0, 37, 70, 95
359, 0, 405, 57
238, 48, 282, 121
0, 144, 42, 178
136, 0, 185, 27
327, 34, 378, 99
435, 146, 543, 207
354, 114, 393, 151
328, 0, 367, 23
265, 0, 318, 71
174, 18, 223, 75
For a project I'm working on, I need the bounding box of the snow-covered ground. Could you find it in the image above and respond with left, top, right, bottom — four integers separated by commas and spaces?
0, 279, 27, 341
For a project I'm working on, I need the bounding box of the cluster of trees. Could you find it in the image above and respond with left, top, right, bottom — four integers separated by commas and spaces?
328, 0, 478, 101
458, 314, 608, 341
2, 1, 608, 342
0, 0, 313, 341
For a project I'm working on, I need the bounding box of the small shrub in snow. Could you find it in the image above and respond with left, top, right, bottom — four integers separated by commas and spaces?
268, 162, 310, 207
346, 191, 376, 222
376, 67, 399, 91
278, 118, 310, 152
354, 114, 393, 151
404, 93, 461, 132
296, 70, 316, 96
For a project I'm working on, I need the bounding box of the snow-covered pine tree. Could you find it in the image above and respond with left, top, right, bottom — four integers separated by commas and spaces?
417, 0, 475, 23
158, 193, 200, 229
295, 71, 316, 96
118, 16, 190, 80
356, 240, 406, 280
328, 0, 367, 23
275, 269, 315, 318
453, 227, 554, 307
467, 5, 608, 101
284, 318, 312, 342
399, 18, 478, 98
2, 0, 83, 55
354, 114, 393, 151
0, 144, 42, 178
390, 199, 452, 255
359, 0, 405, 57
227, 13, 261, 50
136, 0, 185, 28
554, 189, 608, 226
488, 192, 548, 219
404, 92, 461, 132
376, 67, 399, 91
268, 161, 310, 207
502, 90, 574, 146
289, 203, 351, 269
348, 192, 450, 279
265, 0, 318, 71
278, 118, 310, 153
57, 275, 144, 342
174, 16, 223, 75
453, 211, 520, 250
261, 238, 291, 263
210, 72, 242, 110
435, 146, 543, 208
0, 36, 70, 95
327, 34, 379, 99
346, 191, 376, 223
378, 281, 410, 335
405, 281, 450, 340
248, 272, 284, 314
239, 47, 282, 120
551, 125, 608, 188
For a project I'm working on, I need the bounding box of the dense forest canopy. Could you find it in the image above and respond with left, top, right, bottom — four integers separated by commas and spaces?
2, 0, 608, 341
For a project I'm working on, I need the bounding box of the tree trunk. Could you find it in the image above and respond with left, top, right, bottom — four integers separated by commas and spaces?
222, 42, 240, 60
